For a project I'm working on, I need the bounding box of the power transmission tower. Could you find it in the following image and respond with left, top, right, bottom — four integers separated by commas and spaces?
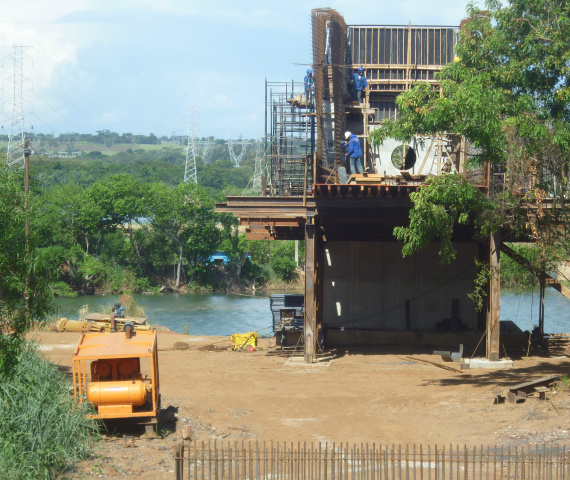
194, 139, 213, 164
184, 107, 198, 184
227, 139, 250, 167
253, 138, 263, 190
4, 45, 31, 169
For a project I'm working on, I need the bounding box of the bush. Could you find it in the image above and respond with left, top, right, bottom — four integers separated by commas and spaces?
269, 241, 299, 281
270, 256, 298, 281
50, 281, 78, 297
0, 341, 98, 479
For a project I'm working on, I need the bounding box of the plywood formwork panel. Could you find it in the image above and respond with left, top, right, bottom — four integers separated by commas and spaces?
350, 26, 457, 68
322, 241, 479, 332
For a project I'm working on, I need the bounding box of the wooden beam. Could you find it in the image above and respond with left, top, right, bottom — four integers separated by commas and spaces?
501, 242, 570, 301
487, 232, 501, 361
304, 221, 317, 363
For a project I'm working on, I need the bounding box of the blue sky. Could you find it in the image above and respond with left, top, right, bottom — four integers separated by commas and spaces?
1, 1, 471, 140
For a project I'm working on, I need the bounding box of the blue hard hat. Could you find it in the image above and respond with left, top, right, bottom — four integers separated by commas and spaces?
358, 66, 364, 72
307, 69, 312, 74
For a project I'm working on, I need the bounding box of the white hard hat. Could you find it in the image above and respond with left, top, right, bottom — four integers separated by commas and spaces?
344, 131, 351, 139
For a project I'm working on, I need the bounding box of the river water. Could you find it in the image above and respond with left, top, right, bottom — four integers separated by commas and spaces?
53, 289, 570, 336
53, 293, 275, 337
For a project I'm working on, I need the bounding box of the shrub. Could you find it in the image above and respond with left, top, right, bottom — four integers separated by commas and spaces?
50, 281, 78, 298
0, 342, 98, 479
270, 256, 298, 281
269, 241, 299, 281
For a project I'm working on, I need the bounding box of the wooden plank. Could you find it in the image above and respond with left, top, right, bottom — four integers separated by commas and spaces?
487, 232, 501, 361
417, 136, 435, 175
304, 223, 316, 364
404, 356, 463, 373
508, 375, 559, 394
501, 243, 570, 301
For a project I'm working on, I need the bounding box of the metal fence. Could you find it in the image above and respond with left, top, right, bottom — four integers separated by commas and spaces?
174, 441, 570, 480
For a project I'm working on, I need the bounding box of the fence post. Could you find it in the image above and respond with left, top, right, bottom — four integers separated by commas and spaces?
215, 440, 219, 480
174, 442, 184, 480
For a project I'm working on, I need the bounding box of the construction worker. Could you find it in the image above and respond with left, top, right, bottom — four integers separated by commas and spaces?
351, 67, 368, 103
344, 131, 364, 175
304, 69, 314, 105
109, 302, 125, 333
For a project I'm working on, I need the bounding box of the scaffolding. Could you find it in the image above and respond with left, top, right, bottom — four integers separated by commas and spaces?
264, 80, 315, 196
265, 11, 464, 194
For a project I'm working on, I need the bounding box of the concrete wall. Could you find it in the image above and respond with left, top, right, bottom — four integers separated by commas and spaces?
322, 241, 479, 331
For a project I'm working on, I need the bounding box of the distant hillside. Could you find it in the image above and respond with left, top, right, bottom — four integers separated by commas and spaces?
2, 132, 261, 196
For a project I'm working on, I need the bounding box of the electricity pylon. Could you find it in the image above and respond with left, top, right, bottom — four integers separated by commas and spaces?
227, 139, 250, 167
184, 107, 198, 184
194, 139, 213, 164
4, 45, 31, 169
253, 138, 263, 190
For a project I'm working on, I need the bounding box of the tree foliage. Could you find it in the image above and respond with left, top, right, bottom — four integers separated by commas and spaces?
371, 0, 570, 167
0, 164, 55, 376
370, 0, 570, 266
394, 174, 496, 262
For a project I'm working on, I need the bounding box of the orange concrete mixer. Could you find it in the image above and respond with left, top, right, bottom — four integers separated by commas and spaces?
72, 329, 160, 431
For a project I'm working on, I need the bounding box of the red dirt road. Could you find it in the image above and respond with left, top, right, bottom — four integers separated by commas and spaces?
29, 329, 570, 479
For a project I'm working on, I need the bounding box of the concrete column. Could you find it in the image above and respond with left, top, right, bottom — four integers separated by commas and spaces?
487, 231, 501, 361
304, 221, 316, 363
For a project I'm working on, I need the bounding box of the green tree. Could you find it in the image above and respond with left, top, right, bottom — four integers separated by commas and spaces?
370, 0, 570, 266
393, 174, 497, 262
86, 175, 148, 275
0, 164, 55, 376
147, 182, 222, 288
269, 241, 299, 281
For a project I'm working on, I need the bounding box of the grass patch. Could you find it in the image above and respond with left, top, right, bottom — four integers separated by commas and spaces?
0, 341, 98, 479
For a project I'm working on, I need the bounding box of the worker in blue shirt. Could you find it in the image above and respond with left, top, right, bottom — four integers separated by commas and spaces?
351, 67, 368, 103
109, 302, 125, 333
344, 131, 364, 175
304, 69, 313, 105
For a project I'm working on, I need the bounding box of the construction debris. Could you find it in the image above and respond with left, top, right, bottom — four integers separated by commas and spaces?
56, 316, 152, 334
494, 375, 559, 404
404, 356, 464, 374
433, 344, 463, 363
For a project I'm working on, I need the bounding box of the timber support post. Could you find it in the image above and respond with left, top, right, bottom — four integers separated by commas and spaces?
487, 231, 501, 361
304, 217, 317, 363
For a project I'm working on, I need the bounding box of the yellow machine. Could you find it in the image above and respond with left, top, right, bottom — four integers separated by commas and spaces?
72, 330, 160, 428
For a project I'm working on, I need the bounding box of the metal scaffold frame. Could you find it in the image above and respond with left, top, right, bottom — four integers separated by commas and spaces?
264, 80, 315, 197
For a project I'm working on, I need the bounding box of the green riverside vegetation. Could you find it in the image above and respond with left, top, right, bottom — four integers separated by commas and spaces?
0, 133, 303, 297
0, 342, 98, 479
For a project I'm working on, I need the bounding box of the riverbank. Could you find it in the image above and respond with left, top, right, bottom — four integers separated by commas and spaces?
28, 328, 570, 480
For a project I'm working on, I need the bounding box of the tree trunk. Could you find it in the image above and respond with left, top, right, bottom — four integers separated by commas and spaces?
175, 245, 183, 290
126, 221, 144, 276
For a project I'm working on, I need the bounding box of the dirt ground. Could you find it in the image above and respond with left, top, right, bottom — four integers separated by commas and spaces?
29, 328, 570, 479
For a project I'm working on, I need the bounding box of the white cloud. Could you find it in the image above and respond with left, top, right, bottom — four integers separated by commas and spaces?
0, 0, 472, 137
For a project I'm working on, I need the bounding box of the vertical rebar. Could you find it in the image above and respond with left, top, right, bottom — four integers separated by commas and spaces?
420, 444, 424, 480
